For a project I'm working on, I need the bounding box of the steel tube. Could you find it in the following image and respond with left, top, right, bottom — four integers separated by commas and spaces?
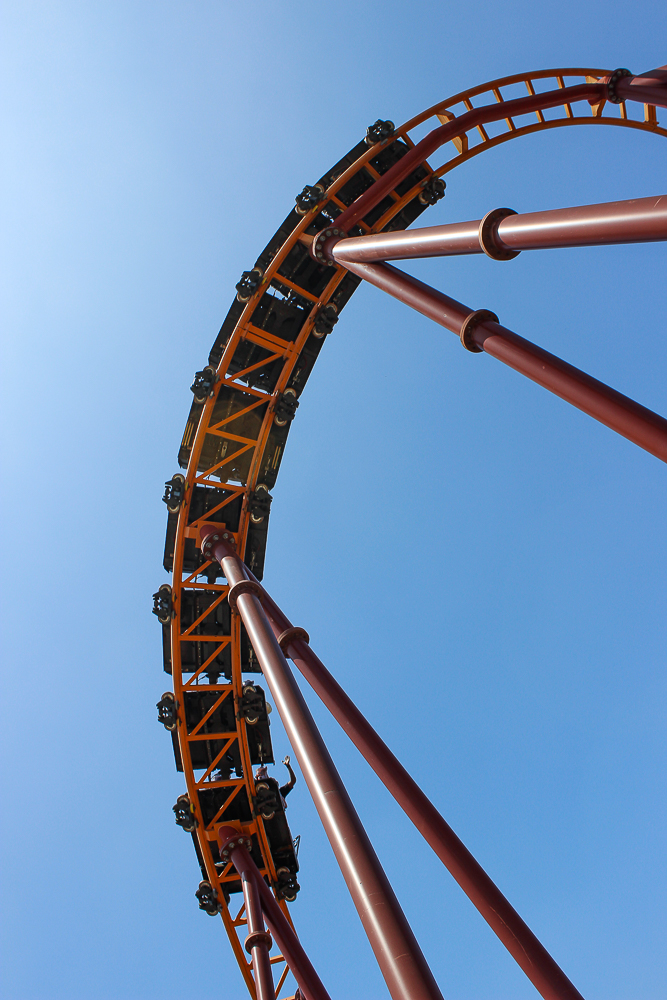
331, 194, 667, 263
218, 827, 330, 1000
240, 869, 276, 1000
205, 532, 445, 1000
616, 65, 667, 109
234, 569, 586, 1000
336, 259, 667, 464
332, 82, 607, 234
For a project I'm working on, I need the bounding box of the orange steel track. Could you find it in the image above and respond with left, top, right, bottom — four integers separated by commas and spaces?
158, 68, 665, 1000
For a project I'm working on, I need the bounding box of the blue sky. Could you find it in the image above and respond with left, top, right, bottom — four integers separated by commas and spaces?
1, 3, 665, 999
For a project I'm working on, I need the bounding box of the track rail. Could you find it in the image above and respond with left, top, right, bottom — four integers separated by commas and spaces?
156, 67, 665, 999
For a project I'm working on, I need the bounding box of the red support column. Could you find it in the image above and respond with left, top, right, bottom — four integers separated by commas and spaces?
205, 532, 445, 1000
233, 568, 586, 1000
240, 867, 276, 1000
616, 65, 667, 108
331, 258, 667, 464
330, 194, 667, 263
218, 826, 330, 1000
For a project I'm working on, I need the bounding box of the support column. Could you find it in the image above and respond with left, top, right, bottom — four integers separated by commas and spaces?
218, 826, 330, 1000
240, 867, 275, 1000
330, 194, 667, 262
232, 567, 586, 1000
206, 532, 444, 1000
332, 258, 667, 464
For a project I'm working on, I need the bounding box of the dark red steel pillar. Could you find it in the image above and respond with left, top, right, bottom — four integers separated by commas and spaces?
205, 531, 445, 1000
218, 826, 330, 1000
330, 194, 667, 262
240, 867, 276, 1000
331, 258, 667, 464
234, 567, 586, 1000
616, 65, 667, 108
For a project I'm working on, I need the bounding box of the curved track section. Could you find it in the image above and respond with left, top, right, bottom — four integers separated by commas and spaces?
156, 68, 665, 999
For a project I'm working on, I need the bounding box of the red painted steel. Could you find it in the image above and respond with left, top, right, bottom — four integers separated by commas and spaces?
616, 65, 667, 108
205, 531, 445, 1000
331, 82, 609, 235
240, 868, 275, 1000
218, 827, 330, 1000
234, 567, 586, 1000
334, 258, 667, 463
330, 194, 667, 262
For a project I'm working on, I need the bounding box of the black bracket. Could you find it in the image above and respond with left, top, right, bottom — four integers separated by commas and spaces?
295, 184, 324, 214
419, 176, 446, 206
156, 692, 178, 730
248, 485, 273, 523
365, 119, 395, 145
238, 683, 264, 724
162, 474, 185, 513
152, 585, 173, 624
195, 880, 222, 915
273, 388, 299, 427
173, 794, 197, 832
190, 366, 217, 404
253, 782, 280, 820
313, 302, 339, 338
235, 268, 263, 303
275, 867, 300, 902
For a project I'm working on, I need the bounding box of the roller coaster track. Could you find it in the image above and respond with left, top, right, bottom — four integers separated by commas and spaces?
155, 67, 667, 1000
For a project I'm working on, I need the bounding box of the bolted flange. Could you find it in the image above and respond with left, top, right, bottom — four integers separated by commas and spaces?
245, 930, 273, 954
201, 530, 235, 561
228, 579, 263, 611
278, 626, 310, 653
311, 226, 346, 266
460, 309, 499, 353
218, 831, 253, 866
478, 208, 519, 261
607, 68, 632, 103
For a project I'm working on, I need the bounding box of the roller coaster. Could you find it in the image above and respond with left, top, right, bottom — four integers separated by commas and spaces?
154, 65, 667, 1000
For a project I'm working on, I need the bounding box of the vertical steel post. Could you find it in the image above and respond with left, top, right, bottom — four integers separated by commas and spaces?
240, 868, 276, 1000
218, 826, 331, 1000
205, 531, 444, 1000
233, 567, 586, 1000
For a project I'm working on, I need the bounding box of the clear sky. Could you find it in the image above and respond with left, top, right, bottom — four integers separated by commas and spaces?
1, 3, 665, 999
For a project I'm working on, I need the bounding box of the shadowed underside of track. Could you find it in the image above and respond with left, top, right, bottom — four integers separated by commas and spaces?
154, 68, 665, 1000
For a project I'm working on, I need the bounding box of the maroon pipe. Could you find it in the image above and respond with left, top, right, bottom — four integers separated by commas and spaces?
240, 868, 275, 1000
616, 65, 667, 108
218, 826, 330, 1000
331, 82, 608, 234
205, 532, 445, 1000
333, 258, 667, 464
331, 194, 667, 262
235, 568, 586, 1000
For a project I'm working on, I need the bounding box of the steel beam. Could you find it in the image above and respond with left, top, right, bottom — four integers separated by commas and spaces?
332, 258, 667, 463
231, 566, 587, 1000
240, 868, 276, 1000
237, 567, 581, 1000
616, 65, 667, 108
330, 194, 667, 263
205, 533, 445, 1000
329, 79, 647, 235
218, 827, 330, 1000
